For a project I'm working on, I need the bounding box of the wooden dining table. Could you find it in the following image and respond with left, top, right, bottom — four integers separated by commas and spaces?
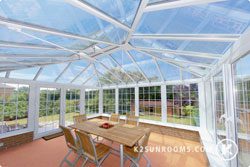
70, 118, 147, 167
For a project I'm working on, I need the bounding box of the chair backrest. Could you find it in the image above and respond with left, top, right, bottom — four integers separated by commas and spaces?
75, 130, 97, 161
73, 114, 87, 124
109, 114, 120, 122
137, 128, 151, 159
60, 126, 77, 150
126, 114, 139, 126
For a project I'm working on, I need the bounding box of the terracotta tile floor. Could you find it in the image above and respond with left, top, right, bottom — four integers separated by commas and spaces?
0, 132, 208, 167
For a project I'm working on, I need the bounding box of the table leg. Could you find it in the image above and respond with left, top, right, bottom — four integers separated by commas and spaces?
120, 144, 124, 167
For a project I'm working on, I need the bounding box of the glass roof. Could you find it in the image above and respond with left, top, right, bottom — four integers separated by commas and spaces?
0, 0, 249, 87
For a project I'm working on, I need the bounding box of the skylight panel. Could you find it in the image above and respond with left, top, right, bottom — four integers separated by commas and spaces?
72, 65, 95, 85
23, 30, 95, 51
158, 61, 181, 81
136, 1, 250, 35
83, 0, 141, 26
56, 60, 89, 84
0, 0, 128, 44
0, 47, 72, 57
37, 63, 68, 82
9, 67, 40, 80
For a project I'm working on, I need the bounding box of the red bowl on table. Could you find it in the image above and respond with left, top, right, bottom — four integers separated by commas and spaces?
99, 122, 114, 129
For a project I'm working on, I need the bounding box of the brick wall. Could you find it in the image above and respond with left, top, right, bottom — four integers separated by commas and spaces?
100, 116, 200, 142
0, 131, 34, 151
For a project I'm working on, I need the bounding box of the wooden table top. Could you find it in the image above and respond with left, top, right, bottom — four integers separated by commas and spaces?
70, 118, 147, 147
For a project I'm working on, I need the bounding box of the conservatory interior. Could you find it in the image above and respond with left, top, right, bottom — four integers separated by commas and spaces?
0, 0, 250, 167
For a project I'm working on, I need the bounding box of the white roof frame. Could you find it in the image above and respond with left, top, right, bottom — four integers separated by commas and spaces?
126, 50, 150, 82
125, 0, 149, 44
134, 46, 222, 59
144, 0, 225, 12
65, 0, 130, 31
0, 17, 118, 46
70, 63, 91, 83
132, 34, 240, 42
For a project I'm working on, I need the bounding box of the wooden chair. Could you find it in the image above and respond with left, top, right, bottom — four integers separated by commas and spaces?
73, 114, 87, 124
124, 128, 151, 167
60, 126, 81, 167
75, 130, 111, 167
109, 113, 120, 123
126, 114, 139, 126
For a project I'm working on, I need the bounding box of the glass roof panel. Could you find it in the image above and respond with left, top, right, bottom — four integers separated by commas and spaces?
94, 62, 120, 84
111, 50, 147, 82
72, 65, 95, 85
130, 39, 232, 54
57, 60, 89, 84
0, 26, 47, 45
182, 70, 199, 80
98, 56, 134, 84
83, 0, 140, 26
136, 0, 250, 34
0, 47, 72, 56
9, 67, 40, 80
84, 75, 99, 87
0, 0, 128, 44
150, 51, 217, 64
158, 61, 180, 81
129, 50, 162, 82
37, 63, 68, 82
23, 30, 94, 51
0, 72, 6, 77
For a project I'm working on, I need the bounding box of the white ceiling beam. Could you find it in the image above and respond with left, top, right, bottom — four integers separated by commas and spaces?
65, 0, 130, 32
132, 34, 240, 42
0, 41, 68, 50
153, 58, 165, 82
0, 54, 72, 59
134, 46, 222, 59
71, 63, 91, 83
92, 64, 102, 87
0, 17, 118, 46
145, 0, 225, 12
33, 67, 43, 81
126, 51, 150, 82
125, 0, 149, 44
5, 71, 10, 78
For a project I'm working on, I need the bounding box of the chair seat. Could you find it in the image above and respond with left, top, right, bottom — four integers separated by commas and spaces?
124, 146, 139, 159
86, 143, 111, 161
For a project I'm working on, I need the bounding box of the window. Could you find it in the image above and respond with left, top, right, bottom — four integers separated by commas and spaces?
166, 84, 199, 126
39, 88, 60, 133
213, 72, 226, 141
85, 89, 99, 115
139, 86, 161, 121
65, 89, 80, 126
233, 54, 250, 166
119, 88, 135, 115
103, 89, 115, 114
0, 83, 29, 134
